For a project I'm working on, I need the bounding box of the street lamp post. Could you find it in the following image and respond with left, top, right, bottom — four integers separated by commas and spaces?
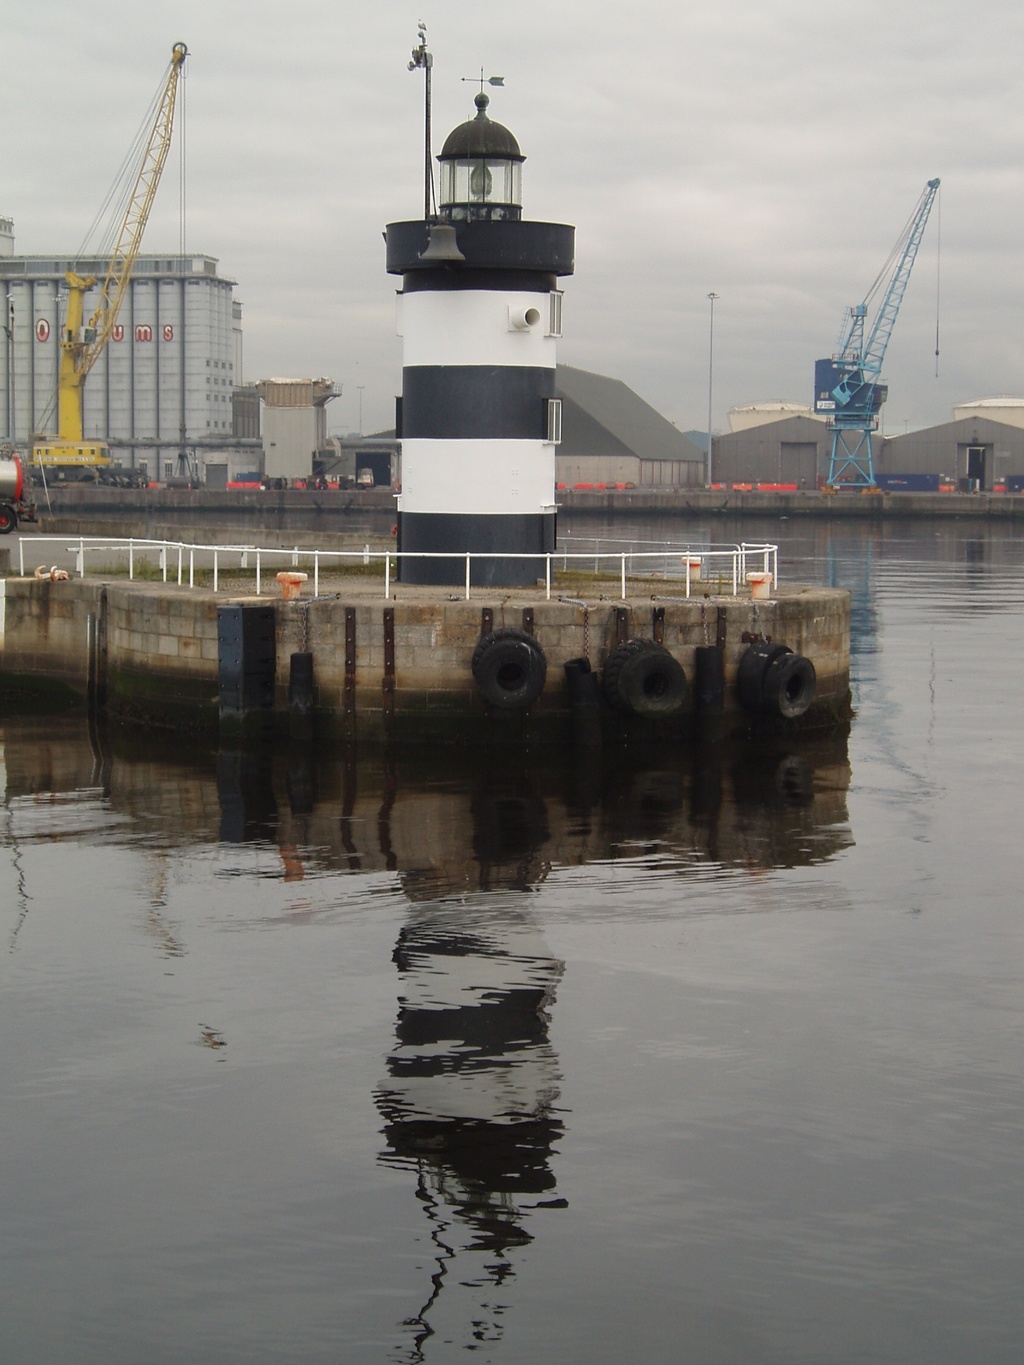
3, 299, 15, 444
706, 291, 719, 488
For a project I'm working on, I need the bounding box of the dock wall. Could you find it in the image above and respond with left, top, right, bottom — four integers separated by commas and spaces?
1, 575, 850, 744
25, 484, 1024, 536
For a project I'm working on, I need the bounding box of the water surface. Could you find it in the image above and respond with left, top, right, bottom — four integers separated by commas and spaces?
2, 518, 1022, 1363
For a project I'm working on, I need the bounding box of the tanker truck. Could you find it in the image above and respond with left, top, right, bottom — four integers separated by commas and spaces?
0, 448, 39, 534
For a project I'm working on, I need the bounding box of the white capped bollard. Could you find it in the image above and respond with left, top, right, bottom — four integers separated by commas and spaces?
276, 571, 308, 601
746, 572, 773, 600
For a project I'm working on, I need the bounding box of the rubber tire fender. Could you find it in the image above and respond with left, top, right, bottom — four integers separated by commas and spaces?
736, 641, 792, 714
763, 651, 816, 719
603, 638, 688, 717
0, 503, 16, 535
471, 628, 547, 710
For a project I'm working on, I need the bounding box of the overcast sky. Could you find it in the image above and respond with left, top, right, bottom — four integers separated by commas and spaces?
6, 0, 1022, 438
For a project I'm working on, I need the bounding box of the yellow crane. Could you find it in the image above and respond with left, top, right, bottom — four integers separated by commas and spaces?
32, 42, 188, 472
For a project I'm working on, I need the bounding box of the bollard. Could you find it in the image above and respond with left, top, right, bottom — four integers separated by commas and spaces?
276, 571, 308, 601
746, 571, 773, 601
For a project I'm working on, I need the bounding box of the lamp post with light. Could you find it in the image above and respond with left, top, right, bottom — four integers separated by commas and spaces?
706, 291, 719, 488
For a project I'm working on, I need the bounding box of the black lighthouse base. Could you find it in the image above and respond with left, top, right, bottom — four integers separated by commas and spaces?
397, 511, 556, 588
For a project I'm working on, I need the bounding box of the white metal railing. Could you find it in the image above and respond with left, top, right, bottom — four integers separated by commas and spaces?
18, 536, 778, 602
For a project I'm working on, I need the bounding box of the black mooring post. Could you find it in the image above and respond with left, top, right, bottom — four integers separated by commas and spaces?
288, 650, 315, 745
289, 651, 314, 714
694, 645, 725, 717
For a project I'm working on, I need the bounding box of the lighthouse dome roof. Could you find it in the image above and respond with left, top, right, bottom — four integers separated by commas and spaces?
439, 92, 524, 161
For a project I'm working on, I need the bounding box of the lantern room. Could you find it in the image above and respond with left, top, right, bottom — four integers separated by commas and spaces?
437, 92, 524, 222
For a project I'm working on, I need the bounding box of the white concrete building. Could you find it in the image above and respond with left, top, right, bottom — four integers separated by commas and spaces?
1, 221, 255, 480
258, 378, 338, 482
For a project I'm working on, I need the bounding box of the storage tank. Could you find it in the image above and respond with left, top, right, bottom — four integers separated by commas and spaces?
728, 402, 825, 433
0, 449, 37, 533
0, 450, 27, 501
952, 397, 1024, 430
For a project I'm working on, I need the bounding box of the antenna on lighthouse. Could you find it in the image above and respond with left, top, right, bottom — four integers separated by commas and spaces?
407, 22, 434, 221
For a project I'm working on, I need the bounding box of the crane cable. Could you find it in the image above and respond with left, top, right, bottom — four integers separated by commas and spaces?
934, 185, 942, 378
35, 51, 182, 441
833, 182, 939, 363
179, 58, 188, 258
35, 77, 167, 436
76, 69, 171, 262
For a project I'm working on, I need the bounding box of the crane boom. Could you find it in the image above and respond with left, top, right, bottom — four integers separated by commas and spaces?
34, 42, 188, 470
814, 177, 940, 487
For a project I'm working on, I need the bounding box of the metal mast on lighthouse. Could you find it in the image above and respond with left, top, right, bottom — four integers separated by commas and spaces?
387, 35, 575, 587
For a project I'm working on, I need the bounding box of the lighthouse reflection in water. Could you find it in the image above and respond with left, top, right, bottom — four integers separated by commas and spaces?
376, 780, 566, 1357
354, 741, 847, 1357
215, 735, 851, 1357
1, 716, 852, 1361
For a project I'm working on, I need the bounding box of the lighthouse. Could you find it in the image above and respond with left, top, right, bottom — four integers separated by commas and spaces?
386, 89, 575, 586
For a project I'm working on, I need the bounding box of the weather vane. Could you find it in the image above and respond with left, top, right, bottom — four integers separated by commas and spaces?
461, 69, 505, 95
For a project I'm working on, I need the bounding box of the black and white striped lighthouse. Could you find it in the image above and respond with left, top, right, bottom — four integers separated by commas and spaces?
386, 90, 575, 586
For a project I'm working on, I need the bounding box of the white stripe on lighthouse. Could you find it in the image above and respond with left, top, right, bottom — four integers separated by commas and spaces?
399, 439, 554, 516
400, 289, 557, 369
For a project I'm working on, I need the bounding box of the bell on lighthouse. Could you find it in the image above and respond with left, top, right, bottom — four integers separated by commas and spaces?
437, 92, 524, 223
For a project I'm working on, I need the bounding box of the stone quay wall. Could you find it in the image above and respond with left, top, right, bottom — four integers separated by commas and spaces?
1, 574, 850, 744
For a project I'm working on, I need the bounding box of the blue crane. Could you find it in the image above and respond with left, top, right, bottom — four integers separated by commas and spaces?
814, 178, 940, 487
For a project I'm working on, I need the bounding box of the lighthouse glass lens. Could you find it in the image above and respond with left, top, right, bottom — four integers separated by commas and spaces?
443, 159, 521, 207
469, 162, 494, 201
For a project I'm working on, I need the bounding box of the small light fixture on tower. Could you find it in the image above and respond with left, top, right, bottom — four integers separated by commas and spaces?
437, 92, 524, 223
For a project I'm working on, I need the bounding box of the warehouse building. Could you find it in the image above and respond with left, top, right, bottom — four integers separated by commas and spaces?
0, 219, 258, 481
710, 407, 1024, 492
878, 416, 1024, 491
712, 415, 833, 489
554, 365, 704, 488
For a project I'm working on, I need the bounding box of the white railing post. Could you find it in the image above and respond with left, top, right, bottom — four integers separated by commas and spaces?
255, 551, 261, 596
213, 550, 219, 593
385, 553, 391, 599
546, 554, 552, 601
465, 555, 471, 601
189, 550, 194, 587
76, 540, 85, 577
177, 545, 183, 585
620, 554, 626, 600
159, 545, 167, 582
314, 551, 319, 597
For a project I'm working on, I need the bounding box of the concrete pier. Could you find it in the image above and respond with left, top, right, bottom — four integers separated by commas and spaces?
1, 571, 850, 744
